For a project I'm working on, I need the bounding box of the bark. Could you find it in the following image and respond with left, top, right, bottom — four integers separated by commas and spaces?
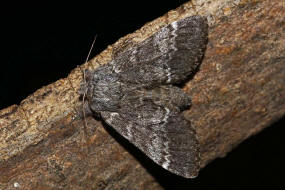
0, 0, 285, 189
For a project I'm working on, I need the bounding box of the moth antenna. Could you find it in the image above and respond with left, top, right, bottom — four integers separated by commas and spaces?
83, 35, 97, 83
82, 35, 97, 140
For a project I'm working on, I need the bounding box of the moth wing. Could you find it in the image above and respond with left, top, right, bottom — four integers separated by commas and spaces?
101, 99, 200, 178
111, 15, 208, 83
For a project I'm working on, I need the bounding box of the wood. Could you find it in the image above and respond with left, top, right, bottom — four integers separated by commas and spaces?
0, 0, 284, 189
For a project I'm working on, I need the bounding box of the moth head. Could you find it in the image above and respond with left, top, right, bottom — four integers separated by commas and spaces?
87, 72, 122, 112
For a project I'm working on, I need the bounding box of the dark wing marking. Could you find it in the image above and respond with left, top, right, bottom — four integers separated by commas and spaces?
110, 15, 208, 84
101, 86, 200, 178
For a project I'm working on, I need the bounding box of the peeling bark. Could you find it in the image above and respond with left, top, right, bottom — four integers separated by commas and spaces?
0, 0, 285, 189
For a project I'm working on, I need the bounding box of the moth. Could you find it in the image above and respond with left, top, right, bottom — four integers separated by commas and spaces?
81, 15, 208, 178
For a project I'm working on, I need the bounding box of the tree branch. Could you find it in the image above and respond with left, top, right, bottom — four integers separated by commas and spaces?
1, 0, 284, 189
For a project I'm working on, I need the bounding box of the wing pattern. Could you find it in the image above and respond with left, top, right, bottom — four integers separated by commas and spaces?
84, 15, 208, 178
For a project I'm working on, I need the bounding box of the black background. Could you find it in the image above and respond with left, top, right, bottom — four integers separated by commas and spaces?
0, 1, 284, 189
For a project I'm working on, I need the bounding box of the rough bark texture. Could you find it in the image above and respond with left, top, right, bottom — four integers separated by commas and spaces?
0, 0, 284, 189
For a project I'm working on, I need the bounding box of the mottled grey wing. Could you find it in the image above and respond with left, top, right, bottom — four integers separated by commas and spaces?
100, 91, 200, 178
110, 15, 208, 85
85, 15, 208, 178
